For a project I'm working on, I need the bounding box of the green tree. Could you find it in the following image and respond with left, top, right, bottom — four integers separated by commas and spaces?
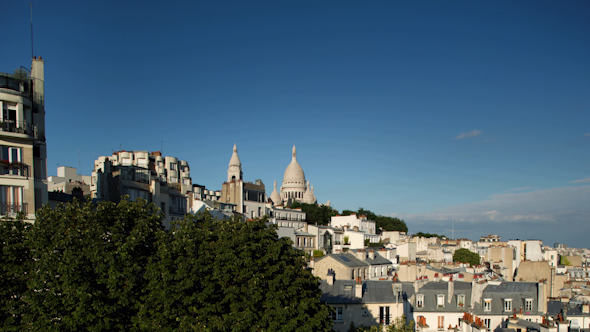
386, 315, 414, 332
345, 208, 408, 233
414, 232, 446, 239
139, 213, 333, 331
453, 248, 481, 266
0, 214, 31, 331
290, 201, 338, 225
23, 198, 164, 331
356, 325, 381, 332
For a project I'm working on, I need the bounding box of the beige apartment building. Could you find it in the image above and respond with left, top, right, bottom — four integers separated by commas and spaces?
90, 150, 192, 229
0, 56, 48, 221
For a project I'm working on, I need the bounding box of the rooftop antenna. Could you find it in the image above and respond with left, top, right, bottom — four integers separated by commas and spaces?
30, 3, 34, 58
452, 215, 454, 240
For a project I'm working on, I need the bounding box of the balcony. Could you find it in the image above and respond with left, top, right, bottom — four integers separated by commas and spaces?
0, 120, 45, 142
0, 162, 29, 177
0, 73, 31, 96
0, 202, 28, 215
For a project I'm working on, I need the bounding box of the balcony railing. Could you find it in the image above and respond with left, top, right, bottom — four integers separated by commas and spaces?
0, 162, 29, 177
0, 120, 46, 142
0, 202, 28, 215
0, 73, 31, 96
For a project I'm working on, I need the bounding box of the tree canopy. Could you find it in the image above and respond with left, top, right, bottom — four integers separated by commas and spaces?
0, 199, 333, 331
453, 248, 481, 267
342, 208, 408, 233
413, 232, 446, 239
289, 201, 338, 225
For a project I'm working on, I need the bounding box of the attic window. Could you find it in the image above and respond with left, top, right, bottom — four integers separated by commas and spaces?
416, 294, 424, 308
525, 298, 534, 311
437, 294, 445, 308
457, 294, 465, 308
504, 299, 513, 312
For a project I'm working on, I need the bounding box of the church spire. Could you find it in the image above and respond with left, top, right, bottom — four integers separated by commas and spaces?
227, 143, 242, 182
292, 145, 297, 160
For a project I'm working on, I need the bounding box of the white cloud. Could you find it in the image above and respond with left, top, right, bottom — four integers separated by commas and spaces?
386, 185, 590, 247
504, 187, 535, 192
583, 133, 590, 137
454, 130, 482, 140
571, 177, 590, 183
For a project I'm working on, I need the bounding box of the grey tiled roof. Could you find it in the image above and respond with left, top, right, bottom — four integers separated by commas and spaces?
547, 301, 563, 316
320, 280, 407, 304
331, 253, 369, 267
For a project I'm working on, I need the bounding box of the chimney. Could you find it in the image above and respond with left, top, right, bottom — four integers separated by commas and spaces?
448, 279, 454, 303
368, 250, 375, 260
356, 249, 366, 261
327, 270, 335, 285
392, 281, 403, 302
355, 278, 363, 298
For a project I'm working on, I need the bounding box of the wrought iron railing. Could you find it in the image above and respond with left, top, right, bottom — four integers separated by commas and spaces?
0, 73, 31, 95
0, 120, 45, 142
0, 163, 29, 177
0, 202, 28, 215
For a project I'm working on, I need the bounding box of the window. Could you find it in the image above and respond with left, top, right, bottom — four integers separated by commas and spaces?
0, 186, 25, 215
437, 294, 445, 308
438, 316, 444, 331
380, 306, 391, 325
484, 319, 491, 329
303, 238, 307, 247
125, 188, 149, 201
0, 146, 23, 176
484, 299, 492, 311
457, 294, 466, 308
416, 294, 424, 308
331, 307, 343, 322
525, 299, 533, 311
504, 299, 513, 312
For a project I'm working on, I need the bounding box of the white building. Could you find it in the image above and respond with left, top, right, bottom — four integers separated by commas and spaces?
0, 56, 47, 221
47, 166, 91, 196
90, 150, 192, 229
331, 214, 377, 234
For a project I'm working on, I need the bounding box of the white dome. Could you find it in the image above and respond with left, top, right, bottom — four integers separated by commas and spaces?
282, 145, 306, 188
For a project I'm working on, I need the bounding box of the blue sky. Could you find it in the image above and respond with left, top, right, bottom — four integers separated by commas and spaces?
3, 1, 589, 247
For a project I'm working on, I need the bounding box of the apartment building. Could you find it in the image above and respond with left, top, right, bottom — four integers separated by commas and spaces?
90, 150, 191, 229
0, 56, 47, 221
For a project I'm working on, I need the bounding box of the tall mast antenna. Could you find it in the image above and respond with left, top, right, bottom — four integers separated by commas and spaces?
30, 3, 34, 58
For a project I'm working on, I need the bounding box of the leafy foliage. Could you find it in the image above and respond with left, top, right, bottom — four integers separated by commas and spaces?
289, 201, 338, 225
23, 198, 163, 331
0, 214, 31, 330
342, 208, 408, 233
413, 232, 446, 239
139, 213, 333, 331
386, 315, 415, 332
453, 248, 481, 266
0, 199, 332, 331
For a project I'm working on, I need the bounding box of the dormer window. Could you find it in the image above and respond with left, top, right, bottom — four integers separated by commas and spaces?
457, 294, 465, 308
525, 298, 534, 311
416, 294, 424, 308
504, 299, 513, 312
484, 299, 492, 311
437, 294, 445, 308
